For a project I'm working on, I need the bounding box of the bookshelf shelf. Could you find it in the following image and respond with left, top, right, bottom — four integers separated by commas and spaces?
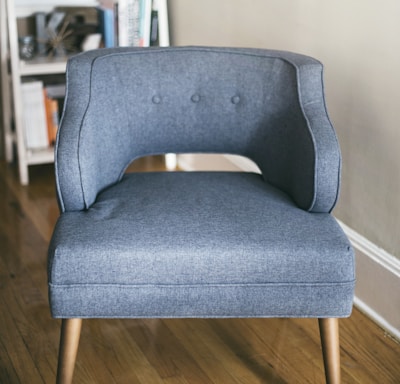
27, 147, 55, 164
19, 57, 68, 76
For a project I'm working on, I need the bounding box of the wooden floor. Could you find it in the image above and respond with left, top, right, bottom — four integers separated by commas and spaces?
0, 156, 399, 383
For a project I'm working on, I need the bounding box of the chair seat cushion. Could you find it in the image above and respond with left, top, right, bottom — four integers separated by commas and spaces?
48, 172, 355, 318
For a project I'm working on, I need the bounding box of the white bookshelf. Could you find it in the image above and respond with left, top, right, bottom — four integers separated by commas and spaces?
2, 0, 97, 185
1, 0, 170, 184
0, 0, 13, 162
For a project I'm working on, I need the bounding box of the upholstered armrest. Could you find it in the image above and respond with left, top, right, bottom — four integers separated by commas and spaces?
55, 47, 340, 214
252, 57, 341, 213
55, 48, 138, 213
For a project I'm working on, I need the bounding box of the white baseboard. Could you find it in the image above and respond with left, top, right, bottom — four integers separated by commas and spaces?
178, 154, 400, 340
177, 154, 260, 172
338, 221, 400, 341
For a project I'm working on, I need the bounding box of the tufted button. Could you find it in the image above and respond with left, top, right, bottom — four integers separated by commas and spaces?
231, 95, 241, 104
152, 95, 162, 104
191, 94, 201, 103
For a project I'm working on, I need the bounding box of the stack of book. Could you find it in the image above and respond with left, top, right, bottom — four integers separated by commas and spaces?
98, 0, 169, 48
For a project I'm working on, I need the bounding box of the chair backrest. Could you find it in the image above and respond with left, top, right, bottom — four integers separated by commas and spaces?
56, 47, 340, 214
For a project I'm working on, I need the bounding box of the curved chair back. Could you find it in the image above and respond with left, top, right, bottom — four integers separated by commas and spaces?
56, 47, 340, 213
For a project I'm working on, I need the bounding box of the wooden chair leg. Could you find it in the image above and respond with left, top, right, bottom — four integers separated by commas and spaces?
56, 318, 82, 384
319, 318, 341, 384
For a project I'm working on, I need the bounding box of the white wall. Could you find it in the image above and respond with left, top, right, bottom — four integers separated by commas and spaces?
168, 0, 400, 262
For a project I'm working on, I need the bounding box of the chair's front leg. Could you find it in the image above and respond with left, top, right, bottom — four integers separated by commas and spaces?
318, 318, 341, 384
56, 318, 82, 384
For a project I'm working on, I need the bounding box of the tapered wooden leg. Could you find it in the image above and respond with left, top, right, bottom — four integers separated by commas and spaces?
56, 319, 82, 384
319, 318, 341, 384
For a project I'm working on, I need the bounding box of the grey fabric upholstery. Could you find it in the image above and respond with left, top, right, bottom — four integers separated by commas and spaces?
48, 47, 355, 319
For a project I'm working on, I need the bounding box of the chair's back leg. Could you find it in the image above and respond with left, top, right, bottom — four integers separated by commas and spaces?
318, 318, 341, 384
56, 318, 82, 384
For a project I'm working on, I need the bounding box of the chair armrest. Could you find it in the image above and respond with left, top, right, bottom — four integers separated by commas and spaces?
55, 48, 137, 212
254, 60, 341, 213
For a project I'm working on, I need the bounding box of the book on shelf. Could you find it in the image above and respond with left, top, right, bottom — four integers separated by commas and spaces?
45, 83, 65, 146
139, 0, 152, 47
153, 0, 169, 46
118, 0, 141, 46
21, 80, 49, 150
97, 2, 118, 48
97, 0, 169, 48
21, 80, 65, 150
149, 2, 159, 46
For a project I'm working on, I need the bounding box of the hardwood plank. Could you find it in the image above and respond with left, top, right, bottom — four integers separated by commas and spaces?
0, 285, 47, 383
77, 319, 165, 384
0, 297, 23, 384
165, 319, 245, 384
210, 318, 322, 384
0, 162, 58, 243
167, 318, 284, 384
125, 155, 170, 173
340, 311, 400, 383
124, 319, 213, 383
0, 164, 59, 383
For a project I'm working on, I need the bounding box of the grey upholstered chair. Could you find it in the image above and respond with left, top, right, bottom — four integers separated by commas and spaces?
48, 46, 355, 383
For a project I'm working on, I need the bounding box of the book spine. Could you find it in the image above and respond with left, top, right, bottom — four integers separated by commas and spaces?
131, 0, 141, 46
118, 0, 141, 47
139, 0, 152, 47
44, 89, 59, 146
98, 6, 116, 47
155, 0, 169, 46
118, 0, 129, 46
150, 3, 159, 46
35, 12, 47, 56
114, 3, 119, 46
21, 81, 48, 150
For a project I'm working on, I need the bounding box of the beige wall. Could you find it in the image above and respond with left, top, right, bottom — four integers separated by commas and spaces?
168, 0, 400, 260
